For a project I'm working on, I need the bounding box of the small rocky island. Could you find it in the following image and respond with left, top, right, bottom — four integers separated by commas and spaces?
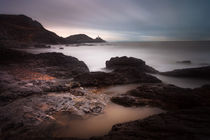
0, 14, 210, 140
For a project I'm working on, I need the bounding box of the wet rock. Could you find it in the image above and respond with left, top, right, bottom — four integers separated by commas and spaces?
111, 83, 207, 110
98, 84, 210, 140
98, 107, 210, 140
0, 90, 108, 139
160, 66, 210, 79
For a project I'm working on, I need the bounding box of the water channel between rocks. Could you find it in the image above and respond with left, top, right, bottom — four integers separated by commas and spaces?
51, 84, 164, 138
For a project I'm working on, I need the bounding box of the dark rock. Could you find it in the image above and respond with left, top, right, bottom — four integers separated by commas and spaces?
74, 56, 161, 87
106, 56, 158, 73
99, 107, 210, 140
111, 83, 208, 110
70, 89, 85, 96
65, 34, 105, 44
176, 60, 191, 64
161, 66, 210, 79
0, 14, 65, 44
99, 84, 210, 140
0, 47, 89, 78
34, 44, 51, 48
74, 71, 161, 87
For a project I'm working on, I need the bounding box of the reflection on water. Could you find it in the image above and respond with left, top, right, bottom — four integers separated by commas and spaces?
102, 84, 140, 95
53, 103, 163, 138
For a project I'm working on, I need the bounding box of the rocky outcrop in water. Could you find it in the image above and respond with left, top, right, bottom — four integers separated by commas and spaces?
161, 66, 210, 79
74, 57, 161, 87
106, 56, 158, 73
0, 14, 106, 45
65, 34, 106, 44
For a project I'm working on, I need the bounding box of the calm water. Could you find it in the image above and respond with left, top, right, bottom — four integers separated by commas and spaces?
22, 41, 210, 88
53, 103, 163, 138
25, 41, 210, 72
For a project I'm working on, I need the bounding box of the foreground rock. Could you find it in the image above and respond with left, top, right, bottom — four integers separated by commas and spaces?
104, 84, 210, 140
99, 107, 210, 140
160, 66, 210, 79
111, 84, 210, 110
0, 89, 108, 139
0, 47, 89, 105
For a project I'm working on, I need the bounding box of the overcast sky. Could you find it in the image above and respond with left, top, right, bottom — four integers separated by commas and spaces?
0, 0, 210, 41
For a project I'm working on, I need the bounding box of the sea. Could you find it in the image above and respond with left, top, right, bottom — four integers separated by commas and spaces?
22, 41, 210, 88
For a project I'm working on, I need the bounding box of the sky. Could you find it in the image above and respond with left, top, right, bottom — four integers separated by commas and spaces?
0, 0, 210, 41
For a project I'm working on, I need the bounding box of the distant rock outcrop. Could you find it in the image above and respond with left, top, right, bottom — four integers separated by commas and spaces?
0, 14, 65, 44
65, 34, 106, 44
160, 66, 210, 79
0, 14, 106, 45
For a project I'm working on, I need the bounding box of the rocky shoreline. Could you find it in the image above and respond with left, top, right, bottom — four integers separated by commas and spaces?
0, 46, 210, 140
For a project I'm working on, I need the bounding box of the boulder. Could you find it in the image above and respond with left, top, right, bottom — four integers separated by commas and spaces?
106, 56, 158, 73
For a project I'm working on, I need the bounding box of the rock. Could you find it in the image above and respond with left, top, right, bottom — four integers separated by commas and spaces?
106, 56, 158, 73
74, 71, 161, 87
111, 83, 207, 110
65, 34, 105, 44
0, 48, 89, 78
98, 107, 210, 140
34, 44, 51, 48
176, 60, 191, 64
74, 56, 161, 87
70, 89, 85, 96
97, 84, 210, 140
0, 14, 65, 44
160, 66, 210, 79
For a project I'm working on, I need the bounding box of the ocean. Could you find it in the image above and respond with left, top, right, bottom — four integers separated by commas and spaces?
22, 41, 210, 88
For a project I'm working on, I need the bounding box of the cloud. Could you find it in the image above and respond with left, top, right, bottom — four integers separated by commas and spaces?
0, 0, 210, 41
